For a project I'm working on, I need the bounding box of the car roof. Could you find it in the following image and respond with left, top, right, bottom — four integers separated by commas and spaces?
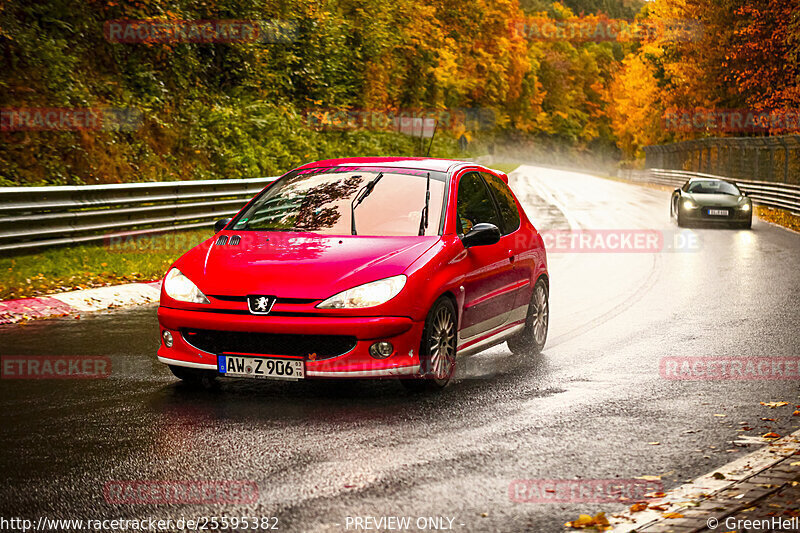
296, 157, 475, 174
294, 157, 508, 183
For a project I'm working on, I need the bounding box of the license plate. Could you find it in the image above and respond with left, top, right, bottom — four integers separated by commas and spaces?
708, 209, 729, 216
218, 355, 304, 380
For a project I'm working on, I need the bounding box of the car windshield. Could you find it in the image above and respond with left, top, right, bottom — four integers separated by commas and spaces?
686, 180, 741, 195
230, 166, 447, 236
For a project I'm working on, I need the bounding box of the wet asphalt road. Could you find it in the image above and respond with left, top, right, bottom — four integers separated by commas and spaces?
1, 166, 799, 532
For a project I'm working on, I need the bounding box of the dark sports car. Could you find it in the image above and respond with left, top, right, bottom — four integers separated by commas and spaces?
670, 178, 752, 228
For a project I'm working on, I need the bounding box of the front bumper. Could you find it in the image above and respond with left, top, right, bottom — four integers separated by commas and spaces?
157, 306, 424, 378
680, 205, 752, 223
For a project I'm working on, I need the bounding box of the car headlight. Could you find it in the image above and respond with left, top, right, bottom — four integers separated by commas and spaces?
316, 275, 406, 309
740, 203, 751, 211
164, 268, 210, 304
682, 199, 698, 209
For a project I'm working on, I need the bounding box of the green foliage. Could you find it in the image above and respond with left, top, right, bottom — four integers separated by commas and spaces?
0, 0, 631, 186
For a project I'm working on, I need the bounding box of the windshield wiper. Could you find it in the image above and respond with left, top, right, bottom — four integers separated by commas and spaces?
350, 172, 384, 235
418, 172, 431, 236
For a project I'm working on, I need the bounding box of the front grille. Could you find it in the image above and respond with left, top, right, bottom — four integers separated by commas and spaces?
181, 328, 357, 359
208, 295, 318, 304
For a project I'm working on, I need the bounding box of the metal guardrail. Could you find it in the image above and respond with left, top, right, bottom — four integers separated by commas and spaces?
643, 135, 800, 185
618, 168, 800, 212
0, 177, 279, 254
4, 165, 795, 256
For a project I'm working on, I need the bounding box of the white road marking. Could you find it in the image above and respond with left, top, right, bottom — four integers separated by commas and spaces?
50, 281, 161, 312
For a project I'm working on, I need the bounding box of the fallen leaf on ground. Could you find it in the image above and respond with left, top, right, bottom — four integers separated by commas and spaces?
629, 503, 648, 512
793, 410, 800, 417
762, 432, 781, 439
663, 512, 684, 519
644, 492, 666, 499
648, 442, 660, 445
790, 461, 800, 466
564, 512, 611, 530
760, 402, 789, 408
714, 414, 727, 417
761, 418, 777, 421
637, 475, 661, 481
712, 472, 726, 480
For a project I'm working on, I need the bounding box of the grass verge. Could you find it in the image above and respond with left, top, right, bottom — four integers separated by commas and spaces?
0, 229, 213, 300
755, 205, 800, 233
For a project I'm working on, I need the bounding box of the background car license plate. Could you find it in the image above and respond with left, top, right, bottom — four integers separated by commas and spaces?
218, 355, 304, 380
708, 209, 729, 216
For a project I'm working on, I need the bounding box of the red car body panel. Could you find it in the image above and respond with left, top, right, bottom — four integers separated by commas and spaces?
157, 158, 548, 378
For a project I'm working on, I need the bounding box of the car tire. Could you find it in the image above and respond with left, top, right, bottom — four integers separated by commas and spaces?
402, 296, 457, 391
677, 208, 686, 227
168, 364, 217, 388
507, 277, 549, 356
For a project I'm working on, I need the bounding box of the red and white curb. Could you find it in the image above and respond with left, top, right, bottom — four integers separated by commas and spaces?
0, 281, 162, 325
610, 428, 800, 531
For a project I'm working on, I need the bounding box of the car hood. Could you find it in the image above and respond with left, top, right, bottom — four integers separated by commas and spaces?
684, 193, 746, 207
176, 233, 440, 299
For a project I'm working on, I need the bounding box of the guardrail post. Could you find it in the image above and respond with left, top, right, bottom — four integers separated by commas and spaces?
778, 137, 790, 183
768, 139, 776, 181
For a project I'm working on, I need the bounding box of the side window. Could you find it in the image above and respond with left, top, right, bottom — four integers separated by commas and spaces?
482, 173, 521, 235
456, 172, 501, 234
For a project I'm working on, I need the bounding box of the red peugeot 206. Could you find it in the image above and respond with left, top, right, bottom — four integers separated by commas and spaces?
157, 157, 548, 389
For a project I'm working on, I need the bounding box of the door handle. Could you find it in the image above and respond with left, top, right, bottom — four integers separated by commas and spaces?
508, 249, 515, 262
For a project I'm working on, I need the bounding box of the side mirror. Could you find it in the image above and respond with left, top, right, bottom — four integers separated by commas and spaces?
214, 218, 232, 233
674, 188, 681, 195
461, 223, 502, 248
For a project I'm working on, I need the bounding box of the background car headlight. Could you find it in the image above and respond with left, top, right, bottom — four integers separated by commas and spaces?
682, 199, 698, 209
164, 268, 210, 304
317, 275, 406, 309
740, 203, 751, 211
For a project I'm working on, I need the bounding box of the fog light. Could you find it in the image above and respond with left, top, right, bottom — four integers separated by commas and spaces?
162, 330, 174, 348
369, 341, 393, 359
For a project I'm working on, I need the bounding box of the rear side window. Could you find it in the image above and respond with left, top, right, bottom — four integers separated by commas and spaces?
456, 172, 501, 234
482, 173, 521, 235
